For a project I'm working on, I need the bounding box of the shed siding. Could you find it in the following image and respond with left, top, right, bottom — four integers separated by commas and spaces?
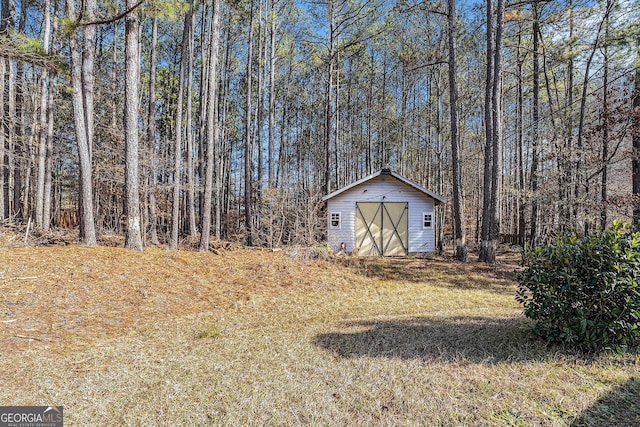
326, 175, 436, 254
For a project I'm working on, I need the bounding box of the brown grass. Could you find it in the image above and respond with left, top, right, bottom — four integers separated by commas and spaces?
0, 243, 638, 426
0, 244, 336, 355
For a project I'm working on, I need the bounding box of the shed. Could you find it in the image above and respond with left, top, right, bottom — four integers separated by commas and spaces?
322, 169, 446, 256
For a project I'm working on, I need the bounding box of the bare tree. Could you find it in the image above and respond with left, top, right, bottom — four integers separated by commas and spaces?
124, 0, 143, 250
35, 0, 52, 229
199, 0, 222, 251
13, 0, 27, 222
479, 0, 493, 261
600, 5, 610, 229
245, 0, 256, 246
0, 0, 15, 220
171, 0, 194, 249
42, 5, 58, 232
186, 5, 197, 237
448, 0, 467, 262
268, 0, 277, 188
479, 0, 503, 263
516, 27, 525, 246
575, 2, 612, 233
486, 0, 505, 263
147, 15, 160, 245
65, 0, 96, 245
529, 5, 540, 247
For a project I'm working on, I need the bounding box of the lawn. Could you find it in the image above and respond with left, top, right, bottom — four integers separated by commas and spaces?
0, 244, 638, 425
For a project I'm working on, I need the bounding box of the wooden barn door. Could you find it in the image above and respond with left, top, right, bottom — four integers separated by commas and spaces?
356, 202, 408, 256
381, 202, 408, 256
355, 202, 383, 256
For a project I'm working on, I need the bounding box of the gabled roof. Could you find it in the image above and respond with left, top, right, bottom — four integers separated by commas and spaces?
322, 169, 447, 204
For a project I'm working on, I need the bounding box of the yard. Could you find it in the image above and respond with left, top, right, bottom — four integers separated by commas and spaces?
0, 244, 638, 425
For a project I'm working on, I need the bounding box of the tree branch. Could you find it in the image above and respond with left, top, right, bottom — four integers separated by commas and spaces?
408, 60, 448, 72
0, 35, 67, 73
76, 0, 144, 27
506, 0, 553, 9
397, 3, 448, 16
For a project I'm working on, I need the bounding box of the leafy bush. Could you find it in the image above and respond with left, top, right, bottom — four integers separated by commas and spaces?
516, 221, 640, 352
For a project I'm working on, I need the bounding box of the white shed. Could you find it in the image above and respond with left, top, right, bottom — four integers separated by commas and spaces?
322, 169, 446, 256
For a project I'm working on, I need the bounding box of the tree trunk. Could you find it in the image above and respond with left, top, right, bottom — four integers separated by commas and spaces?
111, 22, 118, 128
268, 0, 276, 188
35, 0, 52, 229
216, 15, 234, 240
0, 0, 14, 220
400, 60, 408, 176
478, 0, 493, 261
633, 39, 640, 224
479, 0, 503, 263
561, 0, 574, 230
66, 0, 96, 245
323, 0, 335, 196
186, 4, 197, 237
78, 0, 96, 236
447, 0, 467, 262
199, 0, 222, 251
433, 71, 444, 254
43, 77, 55, 231
485, 0, 504, 263
12, 0, 28, 222
256, 7, 265, 192
147, 15, 159, 245
42, 4, 57, 232
124, 0, 143, 251
254, 6, 266, 243
366, 51, 374, 175
529, 6, 540, 248
244, 0, 256, 246
516, 28, 525, 246
334, 48, 341, 189
82, 0, 96, 162
171, 2, 193, 249
600, 18, 609, 230
198, 2, 213, 237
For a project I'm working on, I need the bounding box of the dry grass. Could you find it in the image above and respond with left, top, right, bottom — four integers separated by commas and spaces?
0, 242, 638, 426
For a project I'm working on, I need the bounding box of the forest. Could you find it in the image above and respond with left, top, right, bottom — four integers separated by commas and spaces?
0, 0, 639, 262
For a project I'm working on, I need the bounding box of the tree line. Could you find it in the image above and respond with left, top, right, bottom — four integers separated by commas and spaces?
0, 0, 639, 262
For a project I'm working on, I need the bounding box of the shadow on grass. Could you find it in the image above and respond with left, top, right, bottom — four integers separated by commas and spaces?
314, 315, 562, 364
341, 259, 517, 296
571, 378, 640, 426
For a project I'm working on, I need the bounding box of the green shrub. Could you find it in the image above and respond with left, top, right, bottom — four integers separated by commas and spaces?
516, 221, 640, 352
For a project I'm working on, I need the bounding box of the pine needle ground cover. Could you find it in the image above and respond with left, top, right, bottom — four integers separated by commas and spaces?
0, 245, 638, 425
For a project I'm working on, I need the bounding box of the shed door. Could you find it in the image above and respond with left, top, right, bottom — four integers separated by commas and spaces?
355, 202, 408, 256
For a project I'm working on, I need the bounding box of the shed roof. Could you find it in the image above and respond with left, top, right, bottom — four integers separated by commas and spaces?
322, 169, 447, 205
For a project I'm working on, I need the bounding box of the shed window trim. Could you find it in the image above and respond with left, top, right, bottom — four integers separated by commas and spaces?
330, 212, 341, 229
423, 212, 433, 229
